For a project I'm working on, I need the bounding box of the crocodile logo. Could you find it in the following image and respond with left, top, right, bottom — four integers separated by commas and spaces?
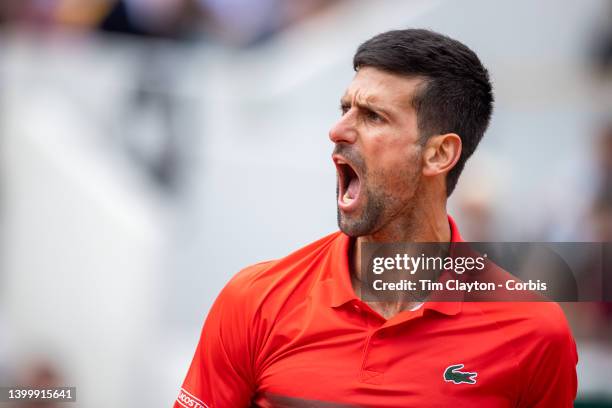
444, 364, 477, 384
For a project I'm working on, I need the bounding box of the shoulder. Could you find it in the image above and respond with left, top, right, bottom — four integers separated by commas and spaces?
469, 301, 577, 401
473, 304, 578, 406
474, 301, 574, 342
520, 302, 574, 340
471, 301, 577, 375
465, 258, 575, 344
217, 231, 344, 311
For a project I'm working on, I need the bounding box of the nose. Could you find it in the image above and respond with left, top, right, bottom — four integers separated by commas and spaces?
329, 112, 357, 145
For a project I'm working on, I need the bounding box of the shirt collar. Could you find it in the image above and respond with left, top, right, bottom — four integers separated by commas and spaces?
323, 215, 464, 316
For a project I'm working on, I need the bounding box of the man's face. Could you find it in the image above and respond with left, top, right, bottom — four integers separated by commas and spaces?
330, 67, 425, 238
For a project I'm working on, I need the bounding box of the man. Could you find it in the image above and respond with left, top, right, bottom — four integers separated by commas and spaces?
174, 29, 577, 408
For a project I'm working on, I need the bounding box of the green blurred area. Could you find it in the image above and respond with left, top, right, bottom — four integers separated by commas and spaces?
576, 400, 612, 408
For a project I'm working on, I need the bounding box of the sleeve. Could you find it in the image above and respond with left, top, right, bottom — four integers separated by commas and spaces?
174, 273, 257, 408
517, 305, 578, 408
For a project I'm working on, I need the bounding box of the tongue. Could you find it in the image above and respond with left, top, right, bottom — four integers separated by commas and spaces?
346, 176, 360, 200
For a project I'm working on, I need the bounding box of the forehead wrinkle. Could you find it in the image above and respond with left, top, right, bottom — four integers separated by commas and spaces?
356, 90, 401, 119
342, 88, 386, 111
356, 91, 380, 106
341, 74, 423, 117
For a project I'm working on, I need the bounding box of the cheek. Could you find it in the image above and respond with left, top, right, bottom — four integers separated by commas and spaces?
366, 144, 422, 188
364, 160, 421, 201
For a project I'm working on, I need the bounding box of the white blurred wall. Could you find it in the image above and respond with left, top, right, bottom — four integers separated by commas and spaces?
0, 41, 170, 406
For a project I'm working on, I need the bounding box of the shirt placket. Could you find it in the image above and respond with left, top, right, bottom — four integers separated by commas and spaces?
350, 301, 425, 385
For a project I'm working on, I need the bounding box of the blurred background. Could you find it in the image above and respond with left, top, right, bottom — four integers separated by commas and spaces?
0, 0, 610, 406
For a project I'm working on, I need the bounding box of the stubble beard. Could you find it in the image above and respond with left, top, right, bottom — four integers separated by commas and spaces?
337, 172, 421, 239
337, 181, 386, 237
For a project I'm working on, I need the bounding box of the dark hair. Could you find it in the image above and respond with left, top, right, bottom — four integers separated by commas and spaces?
353, 29, 494, 196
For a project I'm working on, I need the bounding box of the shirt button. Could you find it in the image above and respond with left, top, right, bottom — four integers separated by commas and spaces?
353, 304, 361, 311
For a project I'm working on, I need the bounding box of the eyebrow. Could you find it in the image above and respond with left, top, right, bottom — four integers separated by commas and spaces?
340, 94, 393, 119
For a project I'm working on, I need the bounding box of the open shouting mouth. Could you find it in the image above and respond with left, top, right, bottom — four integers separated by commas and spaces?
333, 154, 363, 212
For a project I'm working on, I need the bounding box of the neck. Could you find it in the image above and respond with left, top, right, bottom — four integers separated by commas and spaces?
350, 198, 451, 319
353, 199, 450, 271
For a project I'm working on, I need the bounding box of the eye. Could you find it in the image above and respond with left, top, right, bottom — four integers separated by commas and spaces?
340, 103, 350, 115
365, 109, 383, 122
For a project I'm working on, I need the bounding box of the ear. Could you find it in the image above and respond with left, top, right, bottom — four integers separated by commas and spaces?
421, 133, 462, 177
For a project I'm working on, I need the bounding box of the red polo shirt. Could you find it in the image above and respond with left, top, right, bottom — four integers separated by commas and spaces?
174, 217, 577, 407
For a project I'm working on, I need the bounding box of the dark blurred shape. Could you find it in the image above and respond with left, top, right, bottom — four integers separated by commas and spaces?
0, 0, 113, 30
99, 0, 157, 37
120, 75, 185, 192
0, 0, 345, 45
592, 2, 612, 74
99, 0, 206, 39
564, 122, 612, 341
469, 243, 579, 302
591, 189, 612, 243
575, 401, 612, 408
594, 123, 612, 213
591, 124, 612, 331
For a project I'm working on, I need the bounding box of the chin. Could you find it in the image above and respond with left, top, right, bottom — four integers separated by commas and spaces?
337, 209, 376, 238
337, 192, 386, 237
